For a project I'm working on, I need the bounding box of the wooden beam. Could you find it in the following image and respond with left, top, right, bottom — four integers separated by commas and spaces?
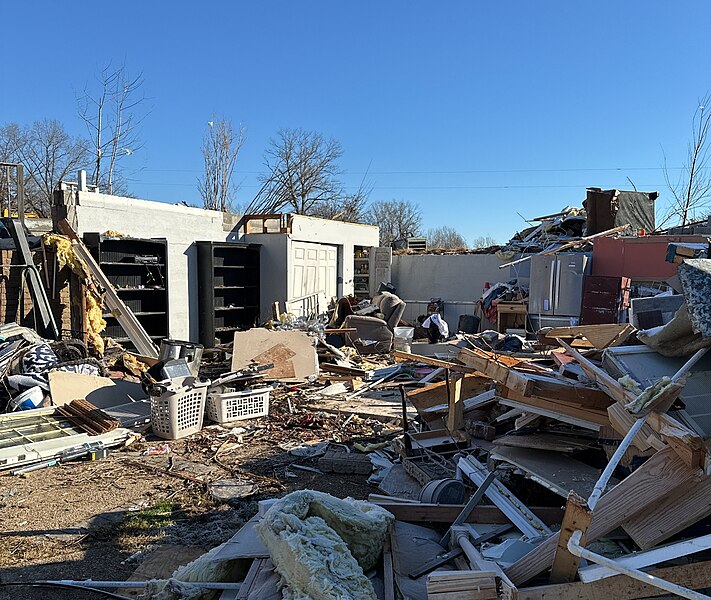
505, 447, 701, 586
459, 347, 610, 407
622, 469, 711, 549
607, 402, 662, 452
392, 350, 478, 373
500, 388, 610, 428
646, 411, 705, 469
426, 570, 498, 599
543, 324, 634, 350
447, 374, 464, 432
549, 492, 593, 584
556, 339, 636, 405
369, 502, 564, 525
517, 558, 711, 600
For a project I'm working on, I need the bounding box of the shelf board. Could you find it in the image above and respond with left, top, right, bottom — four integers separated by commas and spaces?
100, 261, 165, 267
115, 286, 166, 291
103, 311, 166, 318
354, 258, 369, 262
213, 265, 259, 269
111, 335, 165, 343
214, 306, 258, 311
214, 285, 257, 290
215, 326, 240, 333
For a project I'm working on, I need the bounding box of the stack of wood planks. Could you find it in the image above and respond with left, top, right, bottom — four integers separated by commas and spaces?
56, 398, 120, 435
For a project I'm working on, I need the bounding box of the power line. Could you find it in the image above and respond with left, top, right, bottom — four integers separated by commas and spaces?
128, 180, 670, 191
139, 165, 699, 176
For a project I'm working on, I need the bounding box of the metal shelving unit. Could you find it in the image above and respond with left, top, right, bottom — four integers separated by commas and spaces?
84, 233, 169, 351
196, 241, 260, 347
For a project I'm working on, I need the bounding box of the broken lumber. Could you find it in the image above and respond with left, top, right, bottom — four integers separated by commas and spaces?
516, 558, 711, 600
458, 347, 612, 408
504, 447, 701, 586
426, 570, 498, 600
369, 502, 564, 525
549, 492, 592, 584
622, 468, 711, 549
556, 338, 636, 405
393, 350, 478, 373
542, 324, 634, 350
446, 372, 464, 432
57, 220, 159, 358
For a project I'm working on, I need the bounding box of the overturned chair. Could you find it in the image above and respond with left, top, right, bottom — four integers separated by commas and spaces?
343, 292, 406, 354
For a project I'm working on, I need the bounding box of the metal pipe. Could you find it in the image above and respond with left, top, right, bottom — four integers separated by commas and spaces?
457, 533, 484, 568
587, 415, 647, 510
567, 530, 711, 600
43, 580, 242, 590
672, 347, 710, 383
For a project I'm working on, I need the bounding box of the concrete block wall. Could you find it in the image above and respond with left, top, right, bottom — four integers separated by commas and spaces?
390, 252, 531, 329
54, 193, 382, 339
55, 190, 227, 341
242, 215, 380, 321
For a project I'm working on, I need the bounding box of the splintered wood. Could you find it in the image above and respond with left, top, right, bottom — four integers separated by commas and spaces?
427, 571, 498, 600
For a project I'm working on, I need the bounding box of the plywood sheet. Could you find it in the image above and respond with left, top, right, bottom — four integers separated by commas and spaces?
231, 330, 318, 380
491, 446, 611, 498
48, 371, 146, 409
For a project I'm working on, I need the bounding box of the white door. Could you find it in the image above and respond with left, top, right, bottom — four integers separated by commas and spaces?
290, 241, 338, 317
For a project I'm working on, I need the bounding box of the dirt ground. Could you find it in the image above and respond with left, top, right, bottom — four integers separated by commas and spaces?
0, 393, 396, 599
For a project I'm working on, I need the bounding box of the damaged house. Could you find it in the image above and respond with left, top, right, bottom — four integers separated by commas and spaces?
2, 176, 711, 600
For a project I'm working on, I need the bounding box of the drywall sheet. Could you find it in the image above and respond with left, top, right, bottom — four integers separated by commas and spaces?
231, 330, 318, 380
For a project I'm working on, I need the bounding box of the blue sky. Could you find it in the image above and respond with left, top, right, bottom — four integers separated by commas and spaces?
2, 1, 710, 243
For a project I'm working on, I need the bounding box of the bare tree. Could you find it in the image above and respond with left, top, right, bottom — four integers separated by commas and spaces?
365, 199, 422, 246
662, 93, 711, 227
0, 119, 89, 216
427, 225, 467, 250
78, 63, 146, 195
248, 128, 346, 215
471, 234, 498, 248
198, 117, 245, 212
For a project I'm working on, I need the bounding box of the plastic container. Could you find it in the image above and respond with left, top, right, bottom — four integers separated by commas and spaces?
418, 478, 466, 504
9, 386, 44, 411
150, 378, 209, 439
206, 386, 271, 424
393, 326, 415, 352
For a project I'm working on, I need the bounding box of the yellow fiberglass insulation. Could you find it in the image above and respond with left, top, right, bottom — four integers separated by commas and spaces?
43, 233, 107, 354
256, 490, 394, 600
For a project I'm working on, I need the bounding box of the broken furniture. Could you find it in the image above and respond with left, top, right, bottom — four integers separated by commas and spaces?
495, 300, 527, 334
583, 188, 657, 235
84, 233, 169, 352
344, 292, 406, 353
196, 241, 261, 348
353, 245, 392, 301
580, 275, 630, 325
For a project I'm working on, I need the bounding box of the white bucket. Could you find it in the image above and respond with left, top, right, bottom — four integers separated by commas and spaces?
393, 327, 414, 352
9, 386, 44, 411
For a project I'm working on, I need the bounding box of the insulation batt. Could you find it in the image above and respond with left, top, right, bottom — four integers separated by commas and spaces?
140, 541, 243, 600
256, 490, 394, 600
624, 376, 674, 413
